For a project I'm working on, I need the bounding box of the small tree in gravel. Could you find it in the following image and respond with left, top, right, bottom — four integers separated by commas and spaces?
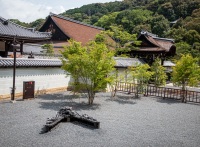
61, 40, 115, 105
130, 64, 153, 98
151, 58, 167, 89
172, 54, 200, 102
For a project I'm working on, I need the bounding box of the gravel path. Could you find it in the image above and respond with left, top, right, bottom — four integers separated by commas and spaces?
0, 92, 200, 147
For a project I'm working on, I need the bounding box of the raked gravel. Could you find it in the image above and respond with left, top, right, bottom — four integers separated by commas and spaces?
0, 92, 199, 147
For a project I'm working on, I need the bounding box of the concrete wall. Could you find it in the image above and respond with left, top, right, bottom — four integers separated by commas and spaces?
0, 67, 70, 99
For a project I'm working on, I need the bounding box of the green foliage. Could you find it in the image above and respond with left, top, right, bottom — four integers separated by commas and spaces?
184, 30, 200, 45
29, 18, 45, 30
9, 19, 29, 27
61, 40, 115, 105
94, 12, 119, 30
151, 58, 167, 87
10, 18, 45, 30
157, 2, 175, 21
41, 44, 54, 56
165, 27, 200, 59
175, 42, 191, 58
93, 31, 116, 50
130, 64, 153, 95
165, 27, 187, 42
62, 1, 123, 25
180, 8, 200, 34
108, 26, 139, 46
172, 54, 200, 102
150, 14, 170, 37
105, 25, 141, 56
115, 9, 153, 33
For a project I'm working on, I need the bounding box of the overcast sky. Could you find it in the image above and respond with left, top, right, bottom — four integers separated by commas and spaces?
0, 0, 122, 23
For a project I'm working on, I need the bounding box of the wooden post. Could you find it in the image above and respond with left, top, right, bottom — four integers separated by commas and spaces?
11, 47, 16, 101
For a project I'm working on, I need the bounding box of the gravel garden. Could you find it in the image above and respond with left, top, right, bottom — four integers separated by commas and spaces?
0, 92, 199, 147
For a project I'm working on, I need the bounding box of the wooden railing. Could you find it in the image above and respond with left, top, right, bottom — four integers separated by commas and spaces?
115, 82, 200, 103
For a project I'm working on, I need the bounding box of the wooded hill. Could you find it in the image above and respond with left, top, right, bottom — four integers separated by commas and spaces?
10, 0, 200, 59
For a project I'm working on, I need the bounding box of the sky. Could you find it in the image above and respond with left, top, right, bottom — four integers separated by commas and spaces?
0, 0, 122, 23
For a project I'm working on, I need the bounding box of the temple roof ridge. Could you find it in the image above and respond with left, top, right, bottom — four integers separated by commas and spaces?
49, 12, 104, 30
141, 30, 174, 42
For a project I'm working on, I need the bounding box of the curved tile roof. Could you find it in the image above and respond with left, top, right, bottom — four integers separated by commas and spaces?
114, 57, 145, 68
138, 31, 175, 52
41, 13, 104, 45
51, 16, 103, 44
0, 16, 51, 41
0, 58, 62, 68
0, 57, 144, 68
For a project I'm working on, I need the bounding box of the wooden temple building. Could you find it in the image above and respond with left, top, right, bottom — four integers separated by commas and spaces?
39, 13, 104, 53
0, 16, 51, 57
129, 31, 176, 65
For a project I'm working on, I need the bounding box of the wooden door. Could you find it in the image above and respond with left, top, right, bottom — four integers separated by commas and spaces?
23, 81, 35, 99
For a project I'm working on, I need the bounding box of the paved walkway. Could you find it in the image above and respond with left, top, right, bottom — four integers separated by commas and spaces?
0, 92, 199, 147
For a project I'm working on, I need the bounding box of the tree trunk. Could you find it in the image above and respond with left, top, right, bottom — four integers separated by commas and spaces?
88, 91, 95, 105
111, 85, 117, 98
135, 86, 140, 98
181, 82, 187, 103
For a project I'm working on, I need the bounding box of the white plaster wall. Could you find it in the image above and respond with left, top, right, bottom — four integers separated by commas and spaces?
0, 67, 70, 95
115, 68, 134, 83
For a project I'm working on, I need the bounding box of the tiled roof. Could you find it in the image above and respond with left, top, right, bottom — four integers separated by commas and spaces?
0, 57, 145, 68
0, 16, 51, 41
114, 57, 145, 68
0, 58, 62, 68
141, 31, 174, 42
50, 13, 103, 30
139, 31, 175, 52
49, 13, 104, 45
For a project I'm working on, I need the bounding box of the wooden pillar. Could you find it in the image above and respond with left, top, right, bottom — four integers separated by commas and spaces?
20, 42, 23, 55
4, 41, 9, 57
161, 53, 165, 65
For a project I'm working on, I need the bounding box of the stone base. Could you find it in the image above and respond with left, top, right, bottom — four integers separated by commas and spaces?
0, 86, 68, 101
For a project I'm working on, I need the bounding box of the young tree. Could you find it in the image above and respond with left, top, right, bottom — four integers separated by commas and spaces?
41, 44, 54, 56
172, 54, 200, 102
109, 68, 132, 98
61, 40, 115, 105
151, 58, 167, 89
130, 64, 153, 98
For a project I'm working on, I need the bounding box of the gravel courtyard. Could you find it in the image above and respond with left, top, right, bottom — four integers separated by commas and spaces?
0, 92, 199, 147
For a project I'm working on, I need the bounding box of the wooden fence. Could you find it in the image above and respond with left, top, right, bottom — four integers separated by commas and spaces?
115, 82, 200, 103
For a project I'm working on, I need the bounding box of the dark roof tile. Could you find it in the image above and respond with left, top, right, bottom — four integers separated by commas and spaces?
0, 58, 62, 67
114, 57, 145, 68
46, 13, 103, 45
0, 16, 51, 41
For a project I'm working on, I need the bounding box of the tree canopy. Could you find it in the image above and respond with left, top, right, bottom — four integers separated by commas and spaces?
61, 39, 115, 105
151, 58, 167, 88
172, 54, 200, 101
129, 64, 154, 97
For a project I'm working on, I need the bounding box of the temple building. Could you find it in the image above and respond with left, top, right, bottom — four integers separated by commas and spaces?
0, 16, 51, 57
129, 31, 176, 65
39, 13, 104, 53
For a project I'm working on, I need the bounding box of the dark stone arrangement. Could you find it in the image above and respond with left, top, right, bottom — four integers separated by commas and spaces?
41, 107, 100, 133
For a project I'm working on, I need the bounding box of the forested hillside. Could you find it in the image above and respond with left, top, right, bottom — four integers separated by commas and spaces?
10, 0, 200, 59
62, 0, 199, 24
